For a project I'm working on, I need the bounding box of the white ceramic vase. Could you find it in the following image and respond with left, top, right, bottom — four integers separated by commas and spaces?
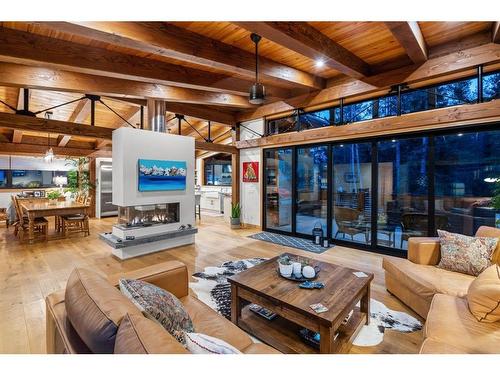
278, 262, 293, 277
302, 265, 316, 279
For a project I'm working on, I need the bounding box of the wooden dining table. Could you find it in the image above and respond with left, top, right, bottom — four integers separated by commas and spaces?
20, 200, 90, 242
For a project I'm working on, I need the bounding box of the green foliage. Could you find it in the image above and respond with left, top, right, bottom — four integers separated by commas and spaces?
278, 254, 292, 266
65, 157, 94, 194
46, 190, 62, 200
231, 202, 241, 219
492, 181, 500, 210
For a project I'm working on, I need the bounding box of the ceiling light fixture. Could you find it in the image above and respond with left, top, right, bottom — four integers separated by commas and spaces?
249, 33, 266, 105
44, 112, 54, 163
315, 59, 325, 68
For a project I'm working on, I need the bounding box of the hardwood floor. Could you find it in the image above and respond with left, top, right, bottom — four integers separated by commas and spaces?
0, 215, 423, 354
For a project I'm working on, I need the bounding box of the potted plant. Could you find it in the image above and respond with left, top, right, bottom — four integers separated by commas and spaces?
278, 254, 293, 277
46, 190, 62, 204
230, 202, 241, 229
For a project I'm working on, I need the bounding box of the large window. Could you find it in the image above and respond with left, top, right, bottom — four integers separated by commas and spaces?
296, 146, 328, 236
203, 155, 232, 186
10, 170, 68, 188
0, 170, 7, 188
434, 131, 500, 235
483, 71, 500, 101
266, 70, 498, 136
332, 142, 372, 245
264, 148, 293, 232
263, 126, 500, 255
377, 138, 430, 250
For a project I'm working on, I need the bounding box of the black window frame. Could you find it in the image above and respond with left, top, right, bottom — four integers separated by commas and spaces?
262, 122, 500, 258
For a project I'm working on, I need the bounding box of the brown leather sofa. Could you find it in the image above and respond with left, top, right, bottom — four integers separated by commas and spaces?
46, 260, 279, 354
383, 226, 500, 354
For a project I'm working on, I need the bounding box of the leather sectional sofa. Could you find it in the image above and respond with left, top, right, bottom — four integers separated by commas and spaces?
383, 226, 500, 353
45, 260, 279, 354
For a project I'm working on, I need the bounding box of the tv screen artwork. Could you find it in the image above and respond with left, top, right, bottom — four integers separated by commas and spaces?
138, 159, 187, 192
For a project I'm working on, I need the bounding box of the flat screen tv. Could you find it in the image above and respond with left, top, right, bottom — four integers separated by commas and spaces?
138, 159, 187, 192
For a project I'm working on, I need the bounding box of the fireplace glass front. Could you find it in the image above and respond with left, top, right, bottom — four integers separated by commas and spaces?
117, 203, 180, 228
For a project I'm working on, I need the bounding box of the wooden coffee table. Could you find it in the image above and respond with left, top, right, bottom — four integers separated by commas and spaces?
228, 253, 373, 354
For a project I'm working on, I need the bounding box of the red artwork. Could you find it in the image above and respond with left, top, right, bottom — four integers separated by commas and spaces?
242, 162, 259, 182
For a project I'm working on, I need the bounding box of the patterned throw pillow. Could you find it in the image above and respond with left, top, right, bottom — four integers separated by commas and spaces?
119, 279, 194, 345
437, 230, 498, 276
185, 332, 241, 354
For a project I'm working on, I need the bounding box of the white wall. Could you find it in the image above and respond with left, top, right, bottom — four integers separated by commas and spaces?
112, 127, 195, 228
239, 118, 264, 227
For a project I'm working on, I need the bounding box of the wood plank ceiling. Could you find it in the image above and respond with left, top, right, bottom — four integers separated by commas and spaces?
0, 21, 497, 159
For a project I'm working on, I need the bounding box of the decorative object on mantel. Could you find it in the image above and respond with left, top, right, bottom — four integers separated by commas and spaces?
242, 162, 259, 182
190, 258, 423, 348
230, 202, 241, 229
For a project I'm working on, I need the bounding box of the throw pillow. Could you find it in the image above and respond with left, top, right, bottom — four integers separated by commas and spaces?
185, 332, 241, 354
119, 279, 194, 345
437, 230, 498, 276
114, 313, 189, 354
467, 264, 500, 323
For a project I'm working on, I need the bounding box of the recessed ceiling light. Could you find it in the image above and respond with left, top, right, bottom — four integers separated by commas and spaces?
315, 59, 325, 68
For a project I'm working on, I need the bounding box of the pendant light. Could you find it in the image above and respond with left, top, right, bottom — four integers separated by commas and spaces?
44, 111, 54, 163
249, 33, 266, 105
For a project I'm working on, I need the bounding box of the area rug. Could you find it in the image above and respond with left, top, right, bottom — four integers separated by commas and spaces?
248, 232, 329, 254
189, 258, 422, 348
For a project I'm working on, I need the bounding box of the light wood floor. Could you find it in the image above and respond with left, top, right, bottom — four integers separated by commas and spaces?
0, 215, 423, 354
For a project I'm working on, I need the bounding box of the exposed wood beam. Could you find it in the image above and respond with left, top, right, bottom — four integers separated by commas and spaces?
166, 103, 235, 126
107, 98, 236, 126
237, 42, 500, 122
0, 62, 253, 109
194, 140, 236, 154
237, 101, 500, 149
16, 87, 24, 110
95, 139, 111, 149
0, 142, 99, 157
235, 22, 370, 79
12, 129, 23, 143
111, 106, 141, 128
0, 111, 113, 140
0, 26, 292, 98
68, 98, 91, 123
385, 22, 427, 64
493, 22, 500, 43
39, 22, 324, 90
57, 135, 72, 147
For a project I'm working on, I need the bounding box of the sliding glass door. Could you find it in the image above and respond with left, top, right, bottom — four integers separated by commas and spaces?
377, 137, 430, 250
332, 142, 372, 245
262, 126, 500, 255
264, 148, 293, 232
296, 146, 328, 236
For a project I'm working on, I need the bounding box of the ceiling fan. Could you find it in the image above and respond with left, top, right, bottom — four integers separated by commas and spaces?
249, 33, 266, 105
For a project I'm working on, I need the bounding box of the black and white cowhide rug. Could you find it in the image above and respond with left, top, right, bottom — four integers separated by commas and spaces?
189, 258, 422, 347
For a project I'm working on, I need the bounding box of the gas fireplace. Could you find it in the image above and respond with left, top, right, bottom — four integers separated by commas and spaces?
117, 203, 180, 228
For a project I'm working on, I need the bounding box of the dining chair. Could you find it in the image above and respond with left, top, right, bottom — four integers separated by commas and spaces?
0, 207, 8, 228
61, 195, 91, 236
11, 196, 48, 241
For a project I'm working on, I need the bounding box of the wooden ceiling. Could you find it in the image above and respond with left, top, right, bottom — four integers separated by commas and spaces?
0, 21, 497, 159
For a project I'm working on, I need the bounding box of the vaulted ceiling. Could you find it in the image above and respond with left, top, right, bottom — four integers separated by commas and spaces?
0, 21, 497, 158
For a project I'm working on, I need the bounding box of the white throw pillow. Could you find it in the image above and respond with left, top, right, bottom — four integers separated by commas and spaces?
184, 332, 241, 354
